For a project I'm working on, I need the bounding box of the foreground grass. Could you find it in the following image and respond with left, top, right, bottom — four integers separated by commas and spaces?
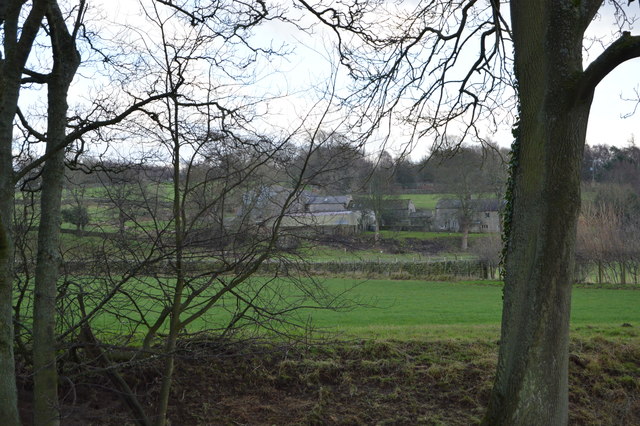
47, 335, 640, 425
18, 277, 639, 424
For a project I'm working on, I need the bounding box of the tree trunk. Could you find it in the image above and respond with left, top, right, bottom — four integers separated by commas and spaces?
0, 80, 21, 426
484, 2, 594, 423
154, 95, 184, 426
597, 260, 603, 284
461, 224, 469, 251
0, 198, 20, 426
33, 150, 65, 426
0, 2, 47, 423
33, 4, 81, 424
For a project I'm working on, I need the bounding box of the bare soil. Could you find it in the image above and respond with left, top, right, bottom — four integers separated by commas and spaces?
322, 234, 457, 256
17, 337, 640, 425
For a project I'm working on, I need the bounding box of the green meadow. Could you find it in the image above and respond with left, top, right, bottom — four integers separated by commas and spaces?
301, 279, 640, 339
396, 193, 496, 210
87, 278, 640, 343
397, 193, 447, 210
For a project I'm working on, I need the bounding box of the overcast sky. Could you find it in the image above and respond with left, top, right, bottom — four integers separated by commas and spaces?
31, 1, 640, 158
583, 5, 639, 147
250, 2, 640, 150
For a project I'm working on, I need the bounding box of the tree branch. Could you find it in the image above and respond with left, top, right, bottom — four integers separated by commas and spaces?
579, 32, 640, 99
21, 68, 50, 84
16, 108, 47, 142
13, 92, 171, 184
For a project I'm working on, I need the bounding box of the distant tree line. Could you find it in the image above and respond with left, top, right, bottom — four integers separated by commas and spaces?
581, 143, 640, 186
576, 143, 640, 284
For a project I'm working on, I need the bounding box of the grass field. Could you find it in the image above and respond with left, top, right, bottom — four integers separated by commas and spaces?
397, 193, 495, 210
299, 279, 640, 340
397, 193, 448, 210
88, 278, 640, 343
18, 273, 640, 424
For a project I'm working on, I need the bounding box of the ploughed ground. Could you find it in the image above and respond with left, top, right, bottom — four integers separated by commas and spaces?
16, 335, 640, 425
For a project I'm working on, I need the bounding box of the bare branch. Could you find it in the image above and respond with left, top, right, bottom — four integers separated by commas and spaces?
579, 32, 640, 99
13, 92, 172, 184
297, 0, 514, 149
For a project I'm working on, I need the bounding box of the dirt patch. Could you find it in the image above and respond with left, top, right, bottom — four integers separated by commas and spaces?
17, 338, 640, 425
321, 234, 457, 256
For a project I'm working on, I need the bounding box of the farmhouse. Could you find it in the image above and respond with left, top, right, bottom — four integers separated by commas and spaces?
280, 210, 364, 234
380, 198, 416, 221
304, 195, 353, 212
434, 198, 503, 233
239, 188, 372, 234
239, 185, 307, 220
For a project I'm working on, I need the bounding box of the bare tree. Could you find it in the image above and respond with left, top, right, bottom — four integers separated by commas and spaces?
297, 0, 640, 422
577, 185, 640, 284
470, 234, 503, 279
30, 5, 84, 423
48, 3, 349, 424
0, 2, 48, 423
290, 131, 369, 194
2, 1, 180, 423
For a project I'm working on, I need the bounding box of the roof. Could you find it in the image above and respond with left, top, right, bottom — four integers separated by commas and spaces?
306, 195, 352, 205
280, 210, 361, 227
435, 198, 462, 209
471, 199, 504, 211
380, 198, 413, 210
351, 197, 414, 210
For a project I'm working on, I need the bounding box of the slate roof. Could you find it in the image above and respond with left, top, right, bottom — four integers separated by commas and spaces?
280, 211, 361, 227
305, 195, 352, 206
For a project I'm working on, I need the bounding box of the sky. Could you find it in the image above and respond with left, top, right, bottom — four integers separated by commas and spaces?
17, 1, 640, 160
249, 2, 640, 152
583, 5, 640, 147
587, 60, 639, 146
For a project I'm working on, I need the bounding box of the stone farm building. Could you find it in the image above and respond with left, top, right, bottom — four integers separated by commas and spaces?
240, 188, 372, 235
240, 186, 503, 235
434, 198, 503, 233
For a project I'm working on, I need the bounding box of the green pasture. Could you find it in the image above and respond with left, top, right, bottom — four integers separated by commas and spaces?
397, 193, 446, 210
398, 193, 497, 211
302, 279, 640, 340
83, 278, 640, 342
61, 182, 174, 201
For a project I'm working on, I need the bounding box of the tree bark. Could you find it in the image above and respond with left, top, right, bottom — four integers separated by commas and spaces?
32, 3, 81, 424
154, 91, 183, 426
0, 203, 20, 426
460, 225, 469, 251
0, 2, 47, 424
484, 1, 597, 423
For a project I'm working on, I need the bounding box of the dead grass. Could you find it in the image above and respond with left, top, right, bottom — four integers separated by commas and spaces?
17, 336, 640, 425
